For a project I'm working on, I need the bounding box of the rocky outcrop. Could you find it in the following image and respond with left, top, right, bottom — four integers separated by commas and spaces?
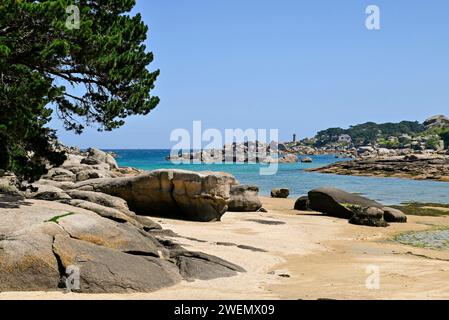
307, 187, 407, 226
64, 199, 148, 226
357, 146, 375, 155
27, 145, 242, 222
271, 188, 290, 198
308, 187, 381, 219
307, 155, 449, 182
278, 143, 288, 151
32, 179, 75, 190
0, 198, 244, 293
279, 154, 298, 163
294, 196, 310, 211
382, 207, 407, 223
28, 184, 71, 201
75, 169, 112, 182
170, 249, 245, 281
424, 115, 449, 129
348, 206, 389, 227
42, 168, 76, 183
300, 157, 313, 163
166, 141, 305, 164
263, 154, 298, 164
1, 145, 250, 293
56, 211, 161, 254
227, 185, 262, 212
52, 235, 180, 293
83, 147, 119, 170
65, 190, 130, 214
0, 176, 22, 196
73, 169, 238, 222
168, 142, 273, 164
27, 178, 164, 231
48, 148, 120, 184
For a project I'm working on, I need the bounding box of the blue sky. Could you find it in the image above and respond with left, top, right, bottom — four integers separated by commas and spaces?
52, 0, 449, 149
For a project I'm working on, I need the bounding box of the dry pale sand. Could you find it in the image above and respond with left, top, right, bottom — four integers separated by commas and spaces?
1, 196, 449, 300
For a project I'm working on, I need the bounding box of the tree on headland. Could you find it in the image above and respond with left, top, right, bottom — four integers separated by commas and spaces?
0, 0, 159, 181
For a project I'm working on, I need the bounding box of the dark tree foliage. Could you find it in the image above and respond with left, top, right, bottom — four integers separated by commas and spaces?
315, 127, 345, 147
0, 0, 159, 181
439, 129, 449, 149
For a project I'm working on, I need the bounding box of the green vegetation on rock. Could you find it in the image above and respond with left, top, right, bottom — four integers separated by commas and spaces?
391, 203, 449, 217
434, 128, 449, 149
45, 212, 76, 224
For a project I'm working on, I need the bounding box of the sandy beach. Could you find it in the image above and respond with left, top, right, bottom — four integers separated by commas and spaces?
1, 196, 448, 300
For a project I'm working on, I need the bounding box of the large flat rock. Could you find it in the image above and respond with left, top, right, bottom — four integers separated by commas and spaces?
53, 235, 181, 293
0, 197, 244, 293
307, 156, 449, 182
0, 223, 64, 292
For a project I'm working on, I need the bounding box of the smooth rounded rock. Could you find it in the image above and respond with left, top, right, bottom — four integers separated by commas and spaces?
227, 185, 262, 212
271, 188, 290, 198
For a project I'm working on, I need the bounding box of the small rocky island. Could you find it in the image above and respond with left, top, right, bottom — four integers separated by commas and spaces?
166, 141, 300, 164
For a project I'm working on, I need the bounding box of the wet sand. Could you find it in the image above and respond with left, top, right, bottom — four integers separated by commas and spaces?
1, 197, 449, 300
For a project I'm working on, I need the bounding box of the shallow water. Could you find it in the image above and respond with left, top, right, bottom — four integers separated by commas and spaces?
396, 229, 449, 250
109, 149, 449, 205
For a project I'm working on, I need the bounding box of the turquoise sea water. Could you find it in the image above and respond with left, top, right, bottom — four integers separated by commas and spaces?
109, 149, 449, 205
